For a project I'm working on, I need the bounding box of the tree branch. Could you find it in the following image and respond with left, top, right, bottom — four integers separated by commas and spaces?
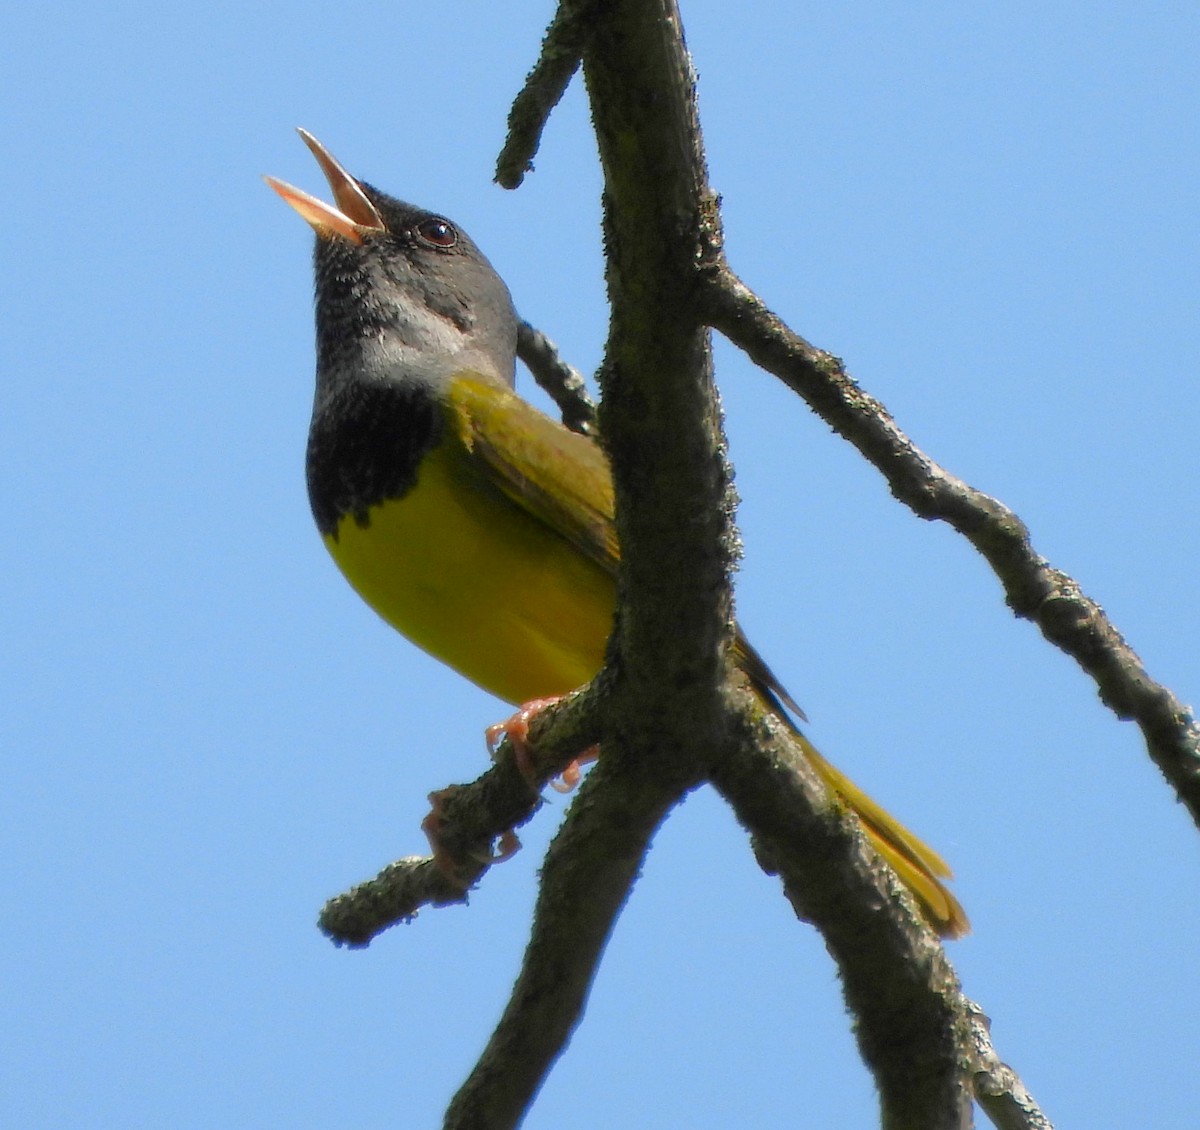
967, 1000, 1054, 1130
319, 690, 602, 946
583, 0, 734, 768
717, 697, 1051, 1129
516, 319, 599, 437
579, 2, 977, 1124
711, 689, 974, 1129
495, 0, 605, 188
319, 857, 475, 949
444, 754, 683, 1130
700, 264, 1200, 828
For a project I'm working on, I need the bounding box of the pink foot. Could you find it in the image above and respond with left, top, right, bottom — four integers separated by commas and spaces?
485, 696, 566, 785
421, 786, 521, 882
548, 746, 599, 793
493, 829, 521, 861
485, 697, 600, 792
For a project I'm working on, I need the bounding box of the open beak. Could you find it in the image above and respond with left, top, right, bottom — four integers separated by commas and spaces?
265, 129, 386, 244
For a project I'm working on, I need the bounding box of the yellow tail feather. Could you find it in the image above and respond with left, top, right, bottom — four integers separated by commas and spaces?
797, 734, 969, 938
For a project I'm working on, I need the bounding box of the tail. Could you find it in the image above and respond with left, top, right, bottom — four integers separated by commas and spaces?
735, 634, 967, 937
794, 727, 969, 938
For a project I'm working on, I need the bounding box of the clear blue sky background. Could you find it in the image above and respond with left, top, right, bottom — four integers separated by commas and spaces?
4, 2, 1197, 1126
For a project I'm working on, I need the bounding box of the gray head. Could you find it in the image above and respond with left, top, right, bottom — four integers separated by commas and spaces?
267, 131, 518, 400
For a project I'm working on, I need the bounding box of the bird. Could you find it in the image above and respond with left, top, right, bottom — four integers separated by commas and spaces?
266, 130, 968, 938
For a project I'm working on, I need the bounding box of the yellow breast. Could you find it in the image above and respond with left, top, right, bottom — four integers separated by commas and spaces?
324, 436, 615, 705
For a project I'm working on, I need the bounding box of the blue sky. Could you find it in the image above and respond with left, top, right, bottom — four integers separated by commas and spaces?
4, 2, 1197, 1126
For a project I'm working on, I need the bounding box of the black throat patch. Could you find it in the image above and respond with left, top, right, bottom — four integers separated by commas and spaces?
306, 381, 443, 538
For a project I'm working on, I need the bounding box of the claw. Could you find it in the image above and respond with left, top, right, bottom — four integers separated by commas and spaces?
421, 786, 521, 883
485, 697, 601, 793
494, 829, 521, 862
547, 748, 599, 793
485, 696, 566, 787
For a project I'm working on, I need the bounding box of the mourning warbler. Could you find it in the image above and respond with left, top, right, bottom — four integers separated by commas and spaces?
266, 130, 967, 938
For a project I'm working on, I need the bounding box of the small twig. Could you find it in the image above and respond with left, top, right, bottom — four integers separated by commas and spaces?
318, 857, 473, 948
702, 263, 1200, 828
319, 692, 602, 946
968, 1000, 1054, 1130
516, 319, 599, 436
495, 0, 605, 188
444, 754, 683, 1130
317, 757, 539, 947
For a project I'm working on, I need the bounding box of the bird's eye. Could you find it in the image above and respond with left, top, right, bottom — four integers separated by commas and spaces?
415, 218, 458, 248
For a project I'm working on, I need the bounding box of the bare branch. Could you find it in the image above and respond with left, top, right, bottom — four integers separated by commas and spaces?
516, 319, 599, 436
583, 0, 735, 766
318, 857, 472, 948
495, 0, 605, 188
577, 2, 982, 1122
702, 264, 1200, 828
712, 690, 974, 1129
968, 1000, 1055, 1130
444, 755, 682, 1130
319, 692, 602, 946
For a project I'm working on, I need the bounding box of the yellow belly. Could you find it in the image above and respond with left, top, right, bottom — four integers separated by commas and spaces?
325, 439, 614, 704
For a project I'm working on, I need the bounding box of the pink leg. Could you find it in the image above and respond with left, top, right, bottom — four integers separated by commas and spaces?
485, 696, 564, 782
485, 697, 599, 793
547, 745, 599, 793
421, 786, 522, 882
